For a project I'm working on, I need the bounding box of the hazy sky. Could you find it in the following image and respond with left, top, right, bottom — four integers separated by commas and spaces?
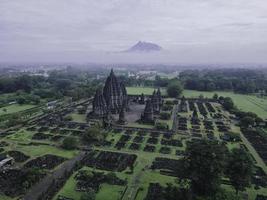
1, 0, 267, 63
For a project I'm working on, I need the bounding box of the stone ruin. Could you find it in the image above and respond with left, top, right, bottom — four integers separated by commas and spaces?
141, 88, 162, 123
90, 69, 128, 118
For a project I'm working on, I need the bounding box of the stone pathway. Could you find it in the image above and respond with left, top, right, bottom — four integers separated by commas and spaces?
171, 104, 179, 132
23, 151, 86, 200
122, 169, 144, 200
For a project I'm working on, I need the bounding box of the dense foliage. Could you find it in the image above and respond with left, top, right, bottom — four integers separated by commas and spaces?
62, 137, 78, 150
0, 67, 101, 105
178, 140, 253, 198
180, 69, 267, 94
167, 81, 183, 97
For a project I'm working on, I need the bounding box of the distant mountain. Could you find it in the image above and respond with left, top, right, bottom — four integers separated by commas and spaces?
125, 41, 162, 53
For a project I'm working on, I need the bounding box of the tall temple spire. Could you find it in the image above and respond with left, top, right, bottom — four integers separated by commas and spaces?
118, 101, 127, 124
103, 68, 125, 113
90, 69, 128, 117
92, 89, 107, 116
141, 99, 154, 123
110, 68, 114, 76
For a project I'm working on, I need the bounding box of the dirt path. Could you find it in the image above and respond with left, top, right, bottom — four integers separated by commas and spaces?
121, 155, 151, 200
171, 104, 179, 132
23, 151, 86, 200
122, 168, 145, 200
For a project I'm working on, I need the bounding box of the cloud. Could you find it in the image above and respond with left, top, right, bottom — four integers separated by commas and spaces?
0, 0, 267, 63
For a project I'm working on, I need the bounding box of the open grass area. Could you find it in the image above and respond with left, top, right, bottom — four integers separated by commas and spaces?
126, 122, 154, 129
126, 87, 167, 96
70, 113, 87, 123
0, 195, 13, 200
96, 184, 125, 200
53, 172, 81, 200
183, 90, 267, 119
0, 104, 36, 116
11, 144, 78, 159
5, 129, 34, 143
223, 183, 267, 200
53, 167, 127, 200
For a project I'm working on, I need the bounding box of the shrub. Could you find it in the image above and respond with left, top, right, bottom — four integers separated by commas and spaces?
77, 106, 87, 114
63, 115, 73, 121
62, 136, 78, 150
83, 127, 105, 143
167, 81, 183, 98
165, 100, 174, 105
160, 112, 171, 120
155, 122, 169, 130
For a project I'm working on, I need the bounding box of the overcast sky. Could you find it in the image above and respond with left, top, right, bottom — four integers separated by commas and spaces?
1, 0, 267, 63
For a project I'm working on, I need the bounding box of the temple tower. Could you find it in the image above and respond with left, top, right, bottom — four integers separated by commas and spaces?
141, 99, 154, 123
92, 89, 107, 116
151, 89, 162, 114
103, 69, 127, 113
118, 101, 127, 125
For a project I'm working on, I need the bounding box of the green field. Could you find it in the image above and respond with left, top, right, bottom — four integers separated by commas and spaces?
53, 167, 127, 200
126, 87, 167, 96
70, 113, 87, 123
0, 104, 36, 116
126, 87, 267, 119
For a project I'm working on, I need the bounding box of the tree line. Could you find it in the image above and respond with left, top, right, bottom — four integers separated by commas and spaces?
179, 69, 267, 94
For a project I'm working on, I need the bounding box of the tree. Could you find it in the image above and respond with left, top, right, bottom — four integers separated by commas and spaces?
63, 115, 73, 121
240, 116, 255, 128
160, 112, 171, 120
155, 121, 169, 130
226, 148, 253, 194
178, 140, 228, 196
221, 97, 234, 111
83, 127, 105, 143
62, 137, 78, 150
17, 96, 26, 104
167, 81, 183, 98
213, 93, 218, 100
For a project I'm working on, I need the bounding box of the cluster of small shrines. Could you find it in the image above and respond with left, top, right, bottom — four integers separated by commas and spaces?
89, 69, 163, 125
140, 89, 162, 123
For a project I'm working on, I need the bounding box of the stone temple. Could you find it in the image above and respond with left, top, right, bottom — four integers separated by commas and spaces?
91, 69, 127, 117
140, 88, 162, 123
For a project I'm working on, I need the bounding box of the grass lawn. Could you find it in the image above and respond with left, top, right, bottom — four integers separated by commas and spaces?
53, 172, 81, 200
126, 122, 154, 129
223, 183, 267, 200
183, 90, 267, 119
0, 195, 14, 200
13, 144, 78, 159
0, 104, 36, 116
70, 113, 87, 123
96, 184, 125, 200
157, 119, 173, 130
53, 167, 126, 200
126, 87, 167, 96
5, 129, 34, 143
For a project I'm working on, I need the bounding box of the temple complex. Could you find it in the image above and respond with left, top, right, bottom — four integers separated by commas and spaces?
90, 70, 163, 126
91, 69, 128, 117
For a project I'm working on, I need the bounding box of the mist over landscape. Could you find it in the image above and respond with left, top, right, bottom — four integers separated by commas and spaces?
1, 0, 267, 64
